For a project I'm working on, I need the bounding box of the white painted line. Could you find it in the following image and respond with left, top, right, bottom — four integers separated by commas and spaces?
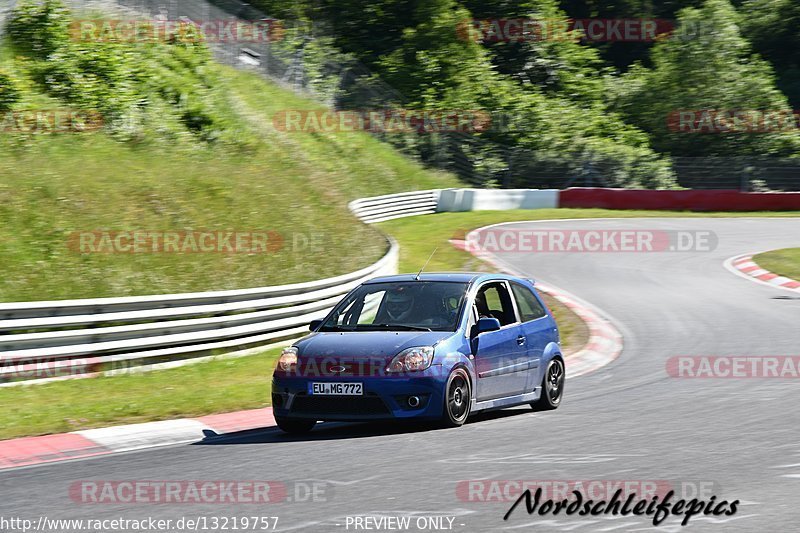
75, 419, 207, 453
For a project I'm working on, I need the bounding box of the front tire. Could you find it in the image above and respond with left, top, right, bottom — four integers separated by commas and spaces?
275, 416, 316, 434
531, 357, 565, 411
440, 368, 471, 427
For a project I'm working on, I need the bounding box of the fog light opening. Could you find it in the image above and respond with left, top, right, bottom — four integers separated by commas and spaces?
272, 394, 284, 408
407, 395, 420, 408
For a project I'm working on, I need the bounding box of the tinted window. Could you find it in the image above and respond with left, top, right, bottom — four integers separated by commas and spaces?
321, 281, 468, 332
511, 282, 546, 322
475, 282, 517, 326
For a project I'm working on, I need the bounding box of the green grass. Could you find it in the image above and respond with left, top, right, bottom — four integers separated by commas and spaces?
754, 248, 800, 281
0, 66, 458, 302
224, 69, 458, 197
0, 349, 280, 440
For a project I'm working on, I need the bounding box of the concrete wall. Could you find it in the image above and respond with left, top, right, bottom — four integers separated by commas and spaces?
560, 187, 800, 211
437, 188, 560, 212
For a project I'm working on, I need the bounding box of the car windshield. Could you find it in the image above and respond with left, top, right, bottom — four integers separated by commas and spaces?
320, 281, 468, 332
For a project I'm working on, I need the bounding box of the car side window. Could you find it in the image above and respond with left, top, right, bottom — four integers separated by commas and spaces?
475, 282, 517, 326
511, 282, 547, 322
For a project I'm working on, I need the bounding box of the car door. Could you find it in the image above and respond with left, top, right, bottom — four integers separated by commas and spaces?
510, 281, 557, 392
471, 281, 529, 400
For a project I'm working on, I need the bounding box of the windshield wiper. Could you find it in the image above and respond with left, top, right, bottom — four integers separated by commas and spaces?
321, 324, 433, 332
319, 325, 355, 332
364, 323, 432, 332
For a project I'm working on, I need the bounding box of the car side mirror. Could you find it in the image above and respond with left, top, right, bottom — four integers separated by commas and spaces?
309, 319, 323, 331
474, 317, 501, 335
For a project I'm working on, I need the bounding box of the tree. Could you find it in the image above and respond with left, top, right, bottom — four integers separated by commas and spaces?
6, 0, 70, 59
738, 0, 800, 107
0, 72, 20, 113
608, 0, 800, 157
377, 0, 674, 187
461, 0, 608, 104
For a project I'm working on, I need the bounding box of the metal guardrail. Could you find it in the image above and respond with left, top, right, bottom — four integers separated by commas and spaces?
0, 235, 399, 384
0, 188, 445, 384
348, 190, 440, 224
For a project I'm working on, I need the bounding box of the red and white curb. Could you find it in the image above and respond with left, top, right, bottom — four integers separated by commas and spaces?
725, 253, 800, 293
534, 281, 623, 377
0, 407, 274, 471
451, 231, 623, 379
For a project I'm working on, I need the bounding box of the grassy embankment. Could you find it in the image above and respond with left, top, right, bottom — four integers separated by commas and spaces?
0, 28, 458, 438
0, 66, 458, 300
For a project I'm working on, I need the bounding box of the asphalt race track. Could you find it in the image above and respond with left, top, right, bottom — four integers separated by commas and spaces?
2, 218, 799, 532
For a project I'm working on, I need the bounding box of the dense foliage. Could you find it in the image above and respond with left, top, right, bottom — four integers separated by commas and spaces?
0, 71, 20, 112
250, 0, 800, 188
608, 0, 800, 157
3, 0, 237, 145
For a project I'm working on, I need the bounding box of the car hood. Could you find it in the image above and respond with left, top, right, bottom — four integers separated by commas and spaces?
295, 330, 454, 360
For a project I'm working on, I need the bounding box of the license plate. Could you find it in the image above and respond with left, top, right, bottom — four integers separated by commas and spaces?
309, 382, 363, 395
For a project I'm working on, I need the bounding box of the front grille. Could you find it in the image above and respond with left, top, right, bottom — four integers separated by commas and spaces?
290, 394, 390, 416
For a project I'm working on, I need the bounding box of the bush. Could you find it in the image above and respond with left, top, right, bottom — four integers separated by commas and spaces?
11, 4, 228, 144
0, 72, 20, 112
609, 0, 800, 157
6, 0, 70, 59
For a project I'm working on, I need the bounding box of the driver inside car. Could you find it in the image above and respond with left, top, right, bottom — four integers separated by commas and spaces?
382, 289, 415, 323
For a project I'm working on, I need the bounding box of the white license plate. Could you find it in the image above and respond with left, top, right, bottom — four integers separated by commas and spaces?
309, 382, 363, 395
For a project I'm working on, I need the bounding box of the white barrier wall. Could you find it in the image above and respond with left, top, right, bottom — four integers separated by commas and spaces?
437, 188, 560, 212
348, 190, 440, 224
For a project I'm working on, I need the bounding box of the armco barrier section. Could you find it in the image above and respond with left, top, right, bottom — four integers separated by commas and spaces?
560, 188, 800, 211
348, 190, 440, 224
0, 240, 398, 384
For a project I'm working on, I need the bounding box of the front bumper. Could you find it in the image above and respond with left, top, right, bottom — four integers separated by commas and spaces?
271, 371, 447, 421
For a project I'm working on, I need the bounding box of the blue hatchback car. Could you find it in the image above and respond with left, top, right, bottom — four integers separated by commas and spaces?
271, 273, 564, 433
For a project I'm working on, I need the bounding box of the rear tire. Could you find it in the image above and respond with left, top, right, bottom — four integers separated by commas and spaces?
440, 368, 471, 427
275, 416, 316, 434
531, 358, 565, 411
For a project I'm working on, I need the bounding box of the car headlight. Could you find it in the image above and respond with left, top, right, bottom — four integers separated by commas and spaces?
277, 346, 298, 372
386, 346, 435, 373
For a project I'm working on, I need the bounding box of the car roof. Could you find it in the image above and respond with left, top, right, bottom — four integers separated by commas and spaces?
365, 272, 532, 285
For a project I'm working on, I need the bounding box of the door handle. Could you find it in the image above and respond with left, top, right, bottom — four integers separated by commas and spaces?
517, 335, 526, 345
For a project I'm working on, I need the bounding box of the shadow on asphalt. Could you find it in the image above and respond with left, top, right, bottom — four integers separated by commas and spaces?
192, 407, 534, 445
